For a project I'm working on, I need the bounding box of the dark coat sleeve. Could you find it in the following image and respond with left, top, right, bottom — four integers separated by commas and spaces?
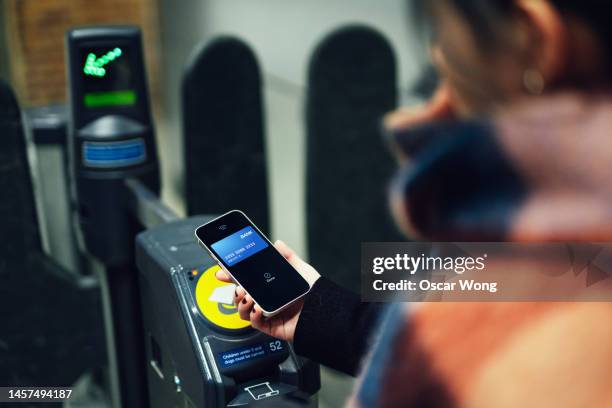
292, 277, 387, 376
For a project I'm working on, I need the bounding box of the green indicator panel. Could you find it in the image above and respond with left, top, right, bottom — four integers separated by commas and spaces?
83, 47, 123, 77
80, 44, 138, 109
84, 90, 137, 108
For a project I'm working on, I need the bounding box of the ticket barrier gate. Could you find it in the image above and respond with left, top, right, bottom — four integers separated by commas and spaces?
137, 217, 319, 407
65, 25, 319, 407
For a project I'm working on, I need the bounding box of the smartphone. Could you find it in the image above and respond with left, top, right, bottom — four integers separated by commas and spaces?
195, 210, 311, 317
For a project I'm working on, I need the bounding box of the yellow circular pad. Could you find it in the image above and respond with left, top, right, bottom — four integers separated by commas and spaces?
195, 265, 251, 330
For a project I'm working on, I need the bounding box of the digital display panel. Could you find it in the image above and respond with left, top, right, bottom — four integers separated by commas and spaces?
79, 45, 137, 108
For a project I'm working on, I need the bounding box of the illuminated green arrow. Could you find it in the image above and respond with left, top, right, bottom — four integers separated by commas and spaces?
83, 47, 123, 77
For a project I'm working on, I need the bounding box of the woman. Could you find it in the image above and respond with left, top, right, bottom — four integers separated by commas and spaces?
351, 0, 612, 406
219, 0, 612, 404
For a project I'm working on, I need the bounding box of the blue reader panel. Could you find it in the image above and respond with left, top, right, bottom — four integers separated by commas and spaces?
211, 226, 269, 267
83, 138, 146, 167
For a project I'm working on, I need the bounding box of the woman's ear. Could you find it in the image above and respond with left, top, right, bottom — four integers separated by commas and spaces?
515, 0, 567, 86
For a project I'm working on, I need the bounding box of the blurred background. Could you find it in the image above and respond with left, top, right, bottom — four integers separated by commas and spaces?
0, 0, 428, 406
1, 0, 425, 252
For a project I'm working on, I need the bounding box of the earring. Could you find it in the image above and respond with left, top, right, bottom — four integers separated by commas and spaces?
523, 68, 545, 95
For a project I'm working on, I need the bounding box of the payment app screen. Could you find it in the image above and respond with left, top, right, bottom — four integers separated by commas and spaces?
204, 216, 310, 312
211, 227, 268, 266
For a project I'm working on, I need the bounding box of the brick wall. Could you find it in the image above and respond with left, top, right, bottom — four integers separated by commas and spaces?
4, 0, 160, 107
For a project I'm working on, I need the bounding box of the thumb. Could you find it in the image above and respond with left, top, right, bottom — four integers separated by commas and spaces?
274, 240, 300, 266
274, 240, 320, 286
215, 268, 233, 283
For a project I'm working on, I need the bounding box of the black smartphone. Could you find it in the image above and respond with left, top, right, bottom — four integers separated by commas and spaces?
195, 210, 311, 316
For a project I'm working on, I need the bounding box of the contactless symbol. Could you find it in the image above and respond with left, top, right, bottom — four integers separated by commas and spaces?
208, 284, 236, 304
195, 265, 250, 330
244, 382, 279, 401
217, 302, 236, 315
208, 285, 238, 315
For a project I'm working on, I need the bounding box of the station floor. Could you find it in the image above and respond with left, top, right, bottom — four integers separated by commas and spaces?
319, 367, 354, 407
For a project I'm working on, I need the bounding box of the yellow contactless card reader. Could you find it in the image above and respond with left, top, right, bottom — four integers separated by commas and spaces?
195, 265, 251, 330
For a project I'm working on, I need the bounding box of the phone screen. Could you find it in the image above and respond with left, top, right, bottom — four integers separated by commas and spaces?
196, 211, 310, 313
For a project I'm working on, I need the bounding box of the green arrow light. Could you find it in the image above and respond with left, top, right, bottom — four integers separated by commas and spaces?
83, 47, 123, 77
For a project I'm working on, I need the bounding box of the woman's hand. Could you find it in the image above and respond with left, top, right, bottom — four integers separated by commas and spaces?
215, 240, 320, 342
